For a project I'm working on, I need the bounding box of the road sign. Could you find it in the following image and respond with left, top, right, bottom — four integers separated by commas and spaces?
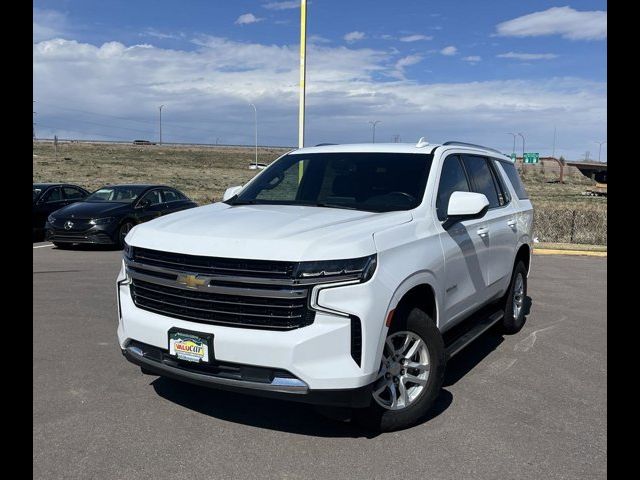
510, 153, 517, 161
523, 152, 539, 164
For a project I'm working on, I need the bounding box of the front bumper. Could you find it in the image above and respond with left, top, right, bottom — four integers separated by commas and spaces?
45, 222, 117, 244
117, 258, 393, 398
121, 340, 373, 407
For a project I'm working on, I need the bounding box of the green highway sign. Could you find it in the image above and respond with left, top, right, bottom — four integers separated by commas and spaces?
510, 153, 517, 161
523, 152, 539, 164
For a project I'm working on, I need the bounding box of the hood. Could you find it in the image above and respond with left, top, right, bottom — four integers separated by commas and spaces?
54, 201, 131, 219
127, 203, 412, 261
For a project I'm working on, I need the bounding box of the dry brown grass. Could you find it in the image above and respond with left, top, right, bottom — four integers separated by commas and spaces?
33, 141, 290, 204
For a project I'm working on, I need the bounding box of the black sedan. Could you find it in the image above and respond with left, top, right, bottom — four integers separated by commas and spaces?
33, 183, 90, 240
45, 184, 198, 248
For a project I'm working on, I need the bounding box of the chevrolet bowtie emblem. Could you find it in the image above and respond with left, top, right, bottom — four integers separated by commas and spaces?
176, 274, 207, 288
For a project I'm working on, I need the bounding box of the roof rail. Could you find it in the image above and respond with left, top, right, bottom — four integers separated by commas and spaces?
442, 141, 506, 156
314, 143, 338, 146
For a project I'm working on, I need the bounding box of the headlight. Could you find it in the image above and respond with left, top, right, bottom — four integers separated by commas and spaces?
123, 241, 132, 259
295, 254, 377, 283
89, 217, 115, 225
47, 214, 56, 223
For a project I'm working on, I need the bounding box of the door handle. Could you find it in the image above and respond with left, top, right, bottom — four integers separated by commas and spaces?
476, 227, 489, 237
507, 219, 517, 228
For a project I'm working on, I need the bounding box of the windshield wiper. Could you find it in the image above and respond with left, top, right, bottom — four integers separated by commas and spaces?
313, 202, 361, 211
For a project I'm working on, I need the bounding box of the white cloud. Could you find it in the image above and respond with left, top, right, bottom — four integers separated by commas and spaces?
262, 1, 299, 10
440, 46, 457, 56
399, 34, 432, 42
235, 13, 263, 25
498, 52, 558, 61
344, 31, 366, 43
141, 28, 185, 40
308, 35, 331, 44
33, 8, 69, 42
33, 36, 606, 159
390, 54, 423, 79
496, 6, 606, 40
463, 56, 482, 63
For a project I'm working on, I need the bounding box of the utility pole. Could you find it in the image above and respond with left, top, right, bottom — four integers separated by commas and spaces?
585, 151, 591, 161
517, 132, 525, 158
249, 103, 258, 168
392, 134, 400, 143
595, 141, 606, 162
506, 133, 516, 155
158, 105, 165, 145
33, 100, 37, 140
369, 120, 381, 143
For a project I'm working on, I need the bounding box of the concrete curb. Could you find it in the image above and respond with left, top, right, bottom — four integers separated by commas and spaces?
533, 248, 607, 257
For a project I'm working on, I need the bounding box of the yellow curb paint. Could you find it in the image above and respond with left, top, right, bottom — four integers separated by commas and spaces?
533, 249, 606, 257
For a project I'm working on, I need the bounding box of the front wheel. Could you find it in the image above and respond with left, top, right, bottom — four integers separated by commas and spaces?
498, 261, 528, 334
353, 307, 445, 432
118, 221, 134, 249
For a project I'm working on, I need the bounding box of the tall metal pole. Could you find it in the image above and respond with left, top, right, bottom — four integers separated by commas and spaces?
249, 103, 258, 167
595, 141, 606, 162
369, 120, 381, 143
159, 105, 165, 145
33, 100, 37, 140
298, 0, 308, 182
506, 133, 516, 155
552, 126, 557, 158
298, 0, 307, 149
518, 132, 525, 158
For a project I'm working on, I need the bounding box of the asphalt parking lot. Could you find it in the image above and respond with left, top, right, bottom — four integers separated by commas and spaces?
33, 242, 606, 480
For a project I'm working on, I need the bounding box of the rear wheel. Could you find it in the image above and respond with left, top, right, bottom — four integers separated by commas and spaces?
354, 307, 445, 432
118, 221, 134, 249
498, 261, 528, 334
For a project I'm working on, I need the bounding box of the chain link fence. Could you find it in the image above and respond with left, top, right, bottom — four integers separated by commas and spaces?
534, 206, 607, 245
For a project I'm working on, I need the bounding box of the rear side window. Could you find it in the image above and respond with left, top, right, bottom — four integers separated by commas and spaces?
436, 155, 470, 221
162, 189, 180, 202
43, 187, 62, 202
63, 187, 86, 200
497, 160, 529, 199
461, 155, 500, 209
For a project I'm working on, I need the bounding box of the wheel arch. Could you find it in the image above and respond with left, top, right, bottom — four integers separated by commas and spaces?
515, 243, 531, 275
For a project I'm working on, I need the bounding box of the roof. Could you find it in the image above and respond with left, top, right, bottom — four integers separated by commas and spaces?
289, 142, 513, 161
97, 183, 166, 188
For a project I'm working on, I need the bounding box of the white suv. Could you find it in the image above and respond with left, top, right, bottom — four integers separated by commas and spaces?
117, 140, 533, 431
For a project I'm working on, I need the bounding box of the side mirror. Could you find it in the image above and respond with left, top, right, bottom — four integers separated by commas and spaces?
445, 191, 489, 226
222, 185, 243, 201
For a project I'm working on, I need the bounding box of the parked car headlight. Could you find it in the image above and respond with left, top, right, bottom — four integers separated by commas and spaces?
89, 217, 115, 225
47, 214, 56, 224
295, 254, 377, 283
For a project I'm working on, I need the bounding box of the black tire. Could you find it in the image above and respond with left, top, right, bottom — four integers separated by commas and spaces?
498, 261, 528, 334
118, 221, 134, 249
353, 307, 445, 432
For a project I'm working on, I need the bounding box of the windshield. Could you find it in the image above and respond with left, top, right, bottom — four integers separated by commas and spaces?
86, 186, 147, 203
228, 152, 434, 212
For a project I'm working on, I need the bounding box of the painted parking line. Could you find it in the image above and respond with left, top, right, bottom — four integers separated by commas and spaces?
33, 243, 54, 249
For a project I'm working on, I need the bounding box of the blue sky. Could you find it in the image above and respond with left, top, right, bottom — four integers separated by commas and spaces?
33, 0, 607, 160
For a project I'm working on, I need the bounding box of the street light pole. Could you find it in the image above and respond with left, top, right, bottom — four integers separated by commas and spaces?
159, 105, 165, 145
517, 132, 525, 158
595, 141, 606, 162
369, 120, 381, 143
249, 103, 258, 168
506, 133, 516, 155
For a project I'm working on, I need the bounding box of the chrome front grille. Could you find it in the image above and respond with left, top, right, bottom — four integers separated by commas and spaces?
126, 247, 315, 330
